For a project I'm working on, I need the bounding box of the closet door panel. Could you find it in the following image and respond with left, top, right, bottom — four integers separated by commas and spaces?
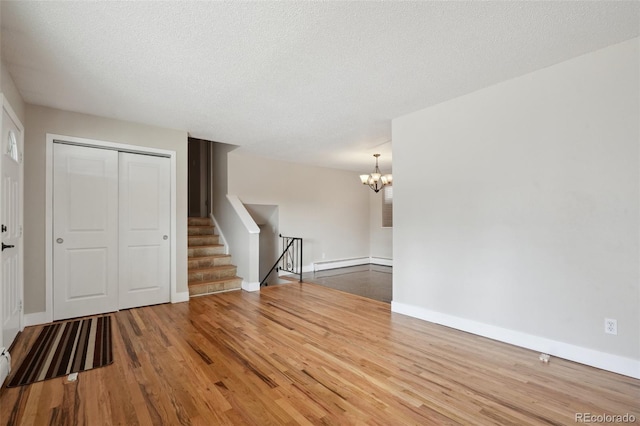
119, 153, 170, 309
53, 144, 118, 320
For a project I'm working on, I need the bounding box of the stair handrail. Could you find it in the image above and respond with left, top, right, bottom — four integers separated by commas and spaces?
260, 234, 303, 286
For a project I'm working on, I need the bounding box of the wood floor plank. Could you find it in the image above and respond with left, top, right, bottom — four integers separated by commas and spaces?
1, 282, 639, 425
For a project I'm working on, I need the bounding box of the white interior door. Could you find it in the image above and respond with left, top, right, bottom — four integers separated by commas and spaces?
53, 144, 119, 320
1, 104, 23, 350
119, 153, 170, 309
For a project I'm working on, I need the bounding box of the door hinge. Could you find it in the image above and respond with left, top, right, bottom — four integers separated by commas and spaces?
19, 300, 22, 311
19, 152, 23, 164
19, 226, 23, 237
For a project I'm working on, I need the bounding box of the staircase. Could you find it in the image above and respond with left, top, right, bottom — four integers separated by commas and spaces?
188, 217, 242, 296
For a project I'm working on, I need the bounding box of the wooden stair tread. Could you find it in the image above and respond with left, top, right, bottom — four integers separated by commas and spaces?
189, 254, 230, 260
188, 244, 226, 257
188, 225, 216, 236
188, 237, 220, 246
187, 218, 213, 226
189, 265, 236, 273
188, 276, 242, 285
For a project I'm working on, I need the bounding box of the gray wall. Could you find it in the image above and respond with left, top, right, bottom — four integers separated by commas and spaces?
393, 38, 639, 365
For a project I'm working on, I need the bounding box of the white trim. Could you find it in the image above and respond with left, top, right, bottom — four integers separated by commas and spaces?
171, 292, 190, 303
24, 312, 50, 327
242, 280, 260, 292
45, 135, 53, 323
369, 257, 393, 267
313, 257, 370, 272
51, 138, 171, 158
45, 134, 178, 322
226, 195, 260, 234
277, 257, 392, 277
285, 257, 393, 276
210, 213, 229, 255
391, 301, 640, 379
168, 153, 178, 305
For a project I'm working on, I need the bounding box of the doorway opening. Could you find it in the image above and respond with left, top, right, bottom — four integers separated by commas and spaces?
188, 138, 211, 218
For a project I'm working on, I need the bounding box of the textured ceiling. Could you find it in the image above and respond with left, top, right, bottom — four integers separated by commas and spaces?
2, 1, 639, 172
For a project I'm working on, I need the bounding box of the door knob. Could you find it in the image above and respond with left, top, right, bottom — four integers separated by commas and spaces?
163, 235, 168, 240
2, 243, 15, 251
56, 238, 64, 244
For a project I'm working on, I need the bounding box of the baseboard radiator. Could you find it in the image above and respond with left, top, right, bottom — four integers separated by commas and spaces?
0, 348, 11, 386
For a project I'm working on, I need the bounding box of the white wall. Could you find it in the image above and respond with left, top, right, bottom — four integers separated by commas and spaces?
228, 151, 370, 269
211, 142, 235, 239
24, 105, 188, 314
392, 38, 639, 376
369, 190, 392, 260
245, 204, 279, 284
211, 143, 260, 289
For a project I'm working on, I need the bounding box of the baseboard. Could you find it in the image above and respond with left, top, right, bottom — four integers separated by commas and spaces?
27, 293, 189, 323
370, 257, 393, 266
313, 257, 371, 271
172, 292, 190, 303
24, 312, 50, 327
391, 301, 640, 379
313, 257, 393, 271
242, 280, 260, 292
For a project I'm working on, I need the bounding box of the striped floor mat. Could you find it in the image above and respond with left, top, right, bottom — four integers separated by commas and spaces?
7, 315, 113, 387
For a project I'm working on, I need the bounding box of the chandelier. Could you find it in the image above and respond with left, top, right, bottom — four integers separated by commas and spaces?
359, 154, 392, 193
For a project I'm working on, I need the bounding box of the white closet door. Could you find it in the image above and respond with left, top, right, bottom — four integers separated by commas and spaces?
53, 144, 119, 320
118, 153, 170, 309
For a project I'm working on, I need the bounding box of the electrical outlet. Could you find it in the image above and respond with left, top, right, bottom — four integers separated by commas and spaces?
604, 318, 617, 335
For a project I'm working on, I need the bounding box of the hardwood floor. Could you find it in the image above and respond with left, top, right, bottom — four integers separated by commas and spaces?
2, 282, 638, 425
302, 264, 392, 303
